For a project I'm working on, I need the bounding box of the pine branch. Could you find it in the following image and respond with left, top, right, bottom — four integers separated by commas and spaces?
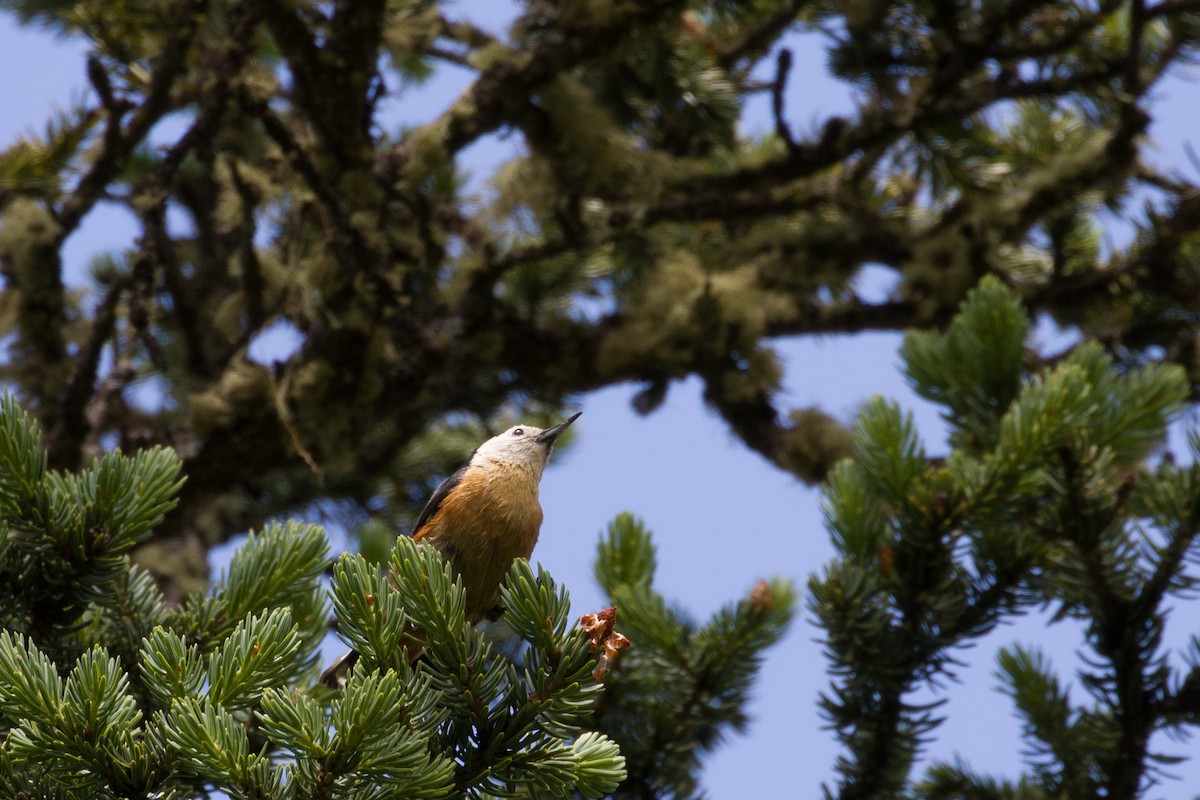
593, 515, 792, 798
816, 277, 1200, 797
0, 396, 629, 796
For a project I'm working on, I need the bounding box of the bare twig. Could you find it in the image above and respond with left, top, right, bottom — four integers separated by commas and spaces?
58, 0, 211, 235
142, 204, 211, 379
44, 279, 126, 469
716, 0, 805, 70
229, 161, 266, 331
771, 48, 798, 154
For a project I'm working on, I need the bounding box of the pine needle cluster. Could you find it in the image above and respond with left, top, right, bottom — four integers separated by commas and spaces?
812, 277, 1200, 799
592, 513, 795, 799
0, 398, 628, 799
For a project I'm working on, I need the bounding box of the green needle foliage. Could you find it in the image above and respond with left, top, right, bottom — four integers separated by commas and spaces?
324, 538, 630, 799
10, 0, 1200, 795
0, 397, 633, 798
813, 277, 1200, 799
592, 513, 796, 799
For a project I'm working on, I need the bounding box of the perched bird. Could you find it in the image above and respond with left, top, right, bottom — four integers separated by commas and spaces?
320, 411, 581, 687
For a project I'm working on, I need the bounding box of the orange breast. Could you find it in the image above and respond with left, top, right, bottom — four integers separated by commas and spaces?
416, 466, 543, 622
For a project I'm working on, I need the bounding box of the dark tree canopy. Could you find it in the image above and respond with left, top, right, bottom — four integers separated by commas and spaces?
2, 0, 1199, 590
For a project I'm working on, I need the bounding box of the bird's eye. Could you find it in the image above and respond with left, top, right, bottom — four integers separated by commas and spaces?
512, 428, 525, 437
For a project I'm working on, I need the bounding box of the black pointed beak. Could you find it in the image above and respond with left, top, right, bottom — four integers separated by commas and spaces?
536, 411, 582, 445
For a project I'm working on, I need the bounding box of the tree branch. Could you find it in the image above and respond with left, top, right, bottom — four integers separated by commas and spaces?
43, 278, 126, 469
57, 0, 211, 236
376, 0, 690, 180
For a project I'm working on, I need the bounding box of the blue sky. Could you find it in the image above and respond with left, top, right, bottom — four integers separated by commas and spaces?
4, 4, 1200, 797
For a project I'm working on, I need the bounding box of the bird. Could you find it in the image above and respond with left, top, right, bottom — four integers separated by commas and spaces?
320, 411, 582, 687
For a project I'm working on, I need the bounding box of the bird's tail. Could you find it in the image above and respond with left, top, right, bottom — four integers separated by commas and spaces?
319, 649, 360, 689
318, 624, 429, 689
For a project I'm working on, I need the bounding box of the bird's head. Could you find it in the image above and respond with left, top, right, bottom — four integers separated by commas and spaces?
472, 412, 582, 475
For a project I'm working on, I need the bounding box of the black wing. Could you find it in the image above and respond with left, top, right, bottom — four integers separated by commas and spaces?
412, 461, 470, 537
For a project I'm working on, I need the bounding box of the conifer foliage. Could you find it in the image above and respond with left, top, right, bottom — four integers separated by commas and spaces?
592, 514, 794, 799
0, 397, 629, 798
812, 277, 1199, 799
6, 0, 1200, 797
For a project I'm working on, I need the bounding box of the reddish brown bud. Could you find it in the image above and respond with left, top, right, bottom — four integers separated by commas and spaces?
579, 606, 630, 681
594, 631, 631, 681
748, 579, 774, 613
580, 606, 618, 651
